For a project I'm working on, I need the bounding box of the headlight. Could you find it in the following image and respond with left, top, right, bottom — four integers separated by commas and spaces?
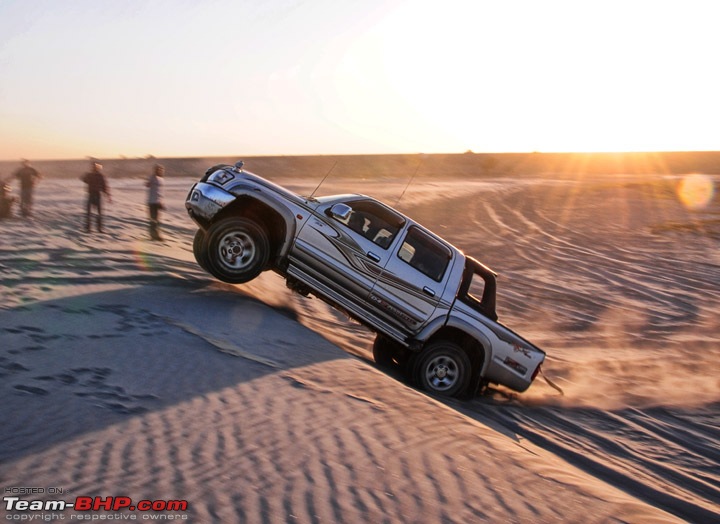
208, 169, 235, 185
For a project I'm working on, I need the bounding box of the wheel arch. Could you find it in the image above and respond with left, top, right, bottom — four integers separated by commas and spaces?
424, 325, 491, 393
213, 193, 296, 268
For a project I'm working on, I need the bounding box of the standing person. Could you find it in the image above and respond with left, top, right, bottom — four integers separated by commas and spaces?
146, 164, 165, 240
14, 159, 41, 217
0, 179, 17, 219
81, 161, 111, 233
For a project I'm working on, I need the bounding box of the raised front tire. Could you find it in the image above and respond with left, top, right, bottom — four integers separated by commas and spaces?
193, 228, 210, 272
205, 217, 269, 284
413, 341, 471, 398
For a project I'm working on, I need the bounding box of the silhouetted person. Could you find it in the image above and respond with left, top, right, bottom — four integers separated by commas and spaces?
14, 159, 41, 217
146, 164, 165, 240
81, 161, 111, 232
0, 180, 17, 219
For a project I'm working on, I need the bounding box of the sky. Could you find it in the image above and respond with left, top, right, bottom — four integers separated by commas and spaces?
0, 0, 718, 160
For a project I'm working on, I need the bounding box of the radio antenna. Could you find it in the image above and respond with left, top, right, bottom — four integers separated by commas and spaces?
394, 157, 424, 208
309, 160, 338, 199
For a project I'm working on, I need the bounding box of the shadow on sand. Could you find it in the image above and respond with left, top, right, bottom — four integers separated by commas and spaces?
0, 280, 348, 463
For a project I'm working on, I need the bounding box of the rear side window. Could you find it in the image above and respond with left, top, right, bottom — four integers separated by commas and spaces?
397, 226, 451, 281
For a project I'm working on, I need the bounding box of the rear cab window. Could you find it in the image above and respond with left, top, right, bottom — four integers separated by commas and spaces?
397, 226, 452, 282
458, 257, 498, 320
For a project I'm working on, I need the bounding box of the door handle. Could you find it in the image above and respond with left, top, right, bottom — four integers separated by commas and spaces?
367, 252, 381, 263
423, 286, 436, 297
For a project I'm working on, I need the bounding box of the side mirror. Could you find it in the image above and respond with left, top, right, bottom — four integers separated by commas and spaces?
327, 203, 352, 221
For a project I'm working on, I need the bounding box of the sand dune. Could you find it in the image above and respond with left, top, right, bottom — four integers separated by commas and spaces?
1, 163, 718, 523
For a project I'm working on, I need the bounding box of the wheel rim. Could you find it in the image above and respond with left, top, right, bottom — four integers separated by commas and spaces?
424, 355, 460, 391
217, 230, 256, 270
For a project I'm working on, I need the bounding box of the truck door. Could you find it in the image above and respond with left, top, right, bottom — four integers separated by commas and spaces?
290, 198, 405, 305
369, 225, 454, 334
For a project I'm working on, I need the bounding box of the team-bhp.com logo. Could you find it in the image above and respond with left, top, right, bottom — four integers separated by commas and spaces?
4, 495, 189, 520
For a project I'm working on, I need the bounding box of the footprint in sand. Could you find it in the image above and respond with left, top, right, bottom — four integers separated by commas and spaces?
103, 403, 149, 415
2, 361, 30, 372
0, 358, 30, 376
57, 373, 77, 384
92, 304, 170, 335
13, 384, 49, 396
70, 367, 159, 414
17, 325, 44, 333
21, 366, 158, 414
29, 333, 62, 343
2, 325, 44, 335
22, 345, 48, 351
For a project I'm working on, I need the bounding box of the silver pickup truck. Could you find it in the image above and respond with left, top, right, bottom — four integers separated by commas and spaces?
186, 161, 546, 398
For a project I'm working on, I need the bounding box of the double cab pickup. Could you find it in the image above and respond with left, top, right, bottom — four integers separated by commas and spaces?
186, 161, 545, 398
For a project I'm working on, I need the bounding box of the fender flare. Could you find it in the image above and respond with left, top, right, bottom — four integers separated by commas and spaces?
414, 315, 450, 346
222, 185, 300, 262
430, 316, 495, 378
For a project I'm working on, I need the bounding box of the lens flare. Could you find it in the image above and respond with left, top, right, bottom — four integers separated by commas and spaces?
133, 246, 155, 271
677, 174, 714, 210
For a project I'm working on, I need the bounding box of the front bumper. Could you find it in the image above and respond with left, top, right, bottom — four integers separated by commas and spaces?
185, 182, 236, 226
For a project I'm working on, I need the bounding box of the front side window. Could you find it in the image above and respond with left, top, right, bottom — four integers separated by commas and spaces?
332, 200, 405, 249
397, 226, 451, 281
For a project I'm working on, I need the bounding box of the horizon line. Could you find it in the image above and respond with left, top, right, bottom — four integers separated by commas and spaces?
2, 149, 720, 163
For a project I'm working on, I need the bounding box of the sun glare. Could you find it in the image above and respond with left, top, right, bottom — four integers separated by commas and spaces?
677, 174, 715, 210
341, 1, 720, 154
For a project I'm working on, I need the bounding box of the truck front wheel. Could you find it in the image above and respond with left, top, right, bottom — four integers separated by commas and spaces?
193, 228, 210, 272
205, 217, 269, 283
413, 341, 471, 398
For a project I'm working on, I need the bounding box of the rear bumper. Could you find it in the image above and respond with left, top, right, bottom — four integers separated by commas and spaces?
486, 350, 545, 392
185, 182, 236, 226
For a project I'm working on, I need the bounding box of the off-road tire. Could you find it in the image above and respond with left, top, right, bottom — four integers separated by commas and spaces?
193, 228, 210, 272
413, 340, 471, 398
205, 217, 269, 284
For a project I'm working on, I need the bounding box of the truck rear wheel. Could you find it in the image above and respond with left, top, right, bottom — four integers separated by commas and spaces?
413, 341, 471, 398
205, 217, 269, 283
